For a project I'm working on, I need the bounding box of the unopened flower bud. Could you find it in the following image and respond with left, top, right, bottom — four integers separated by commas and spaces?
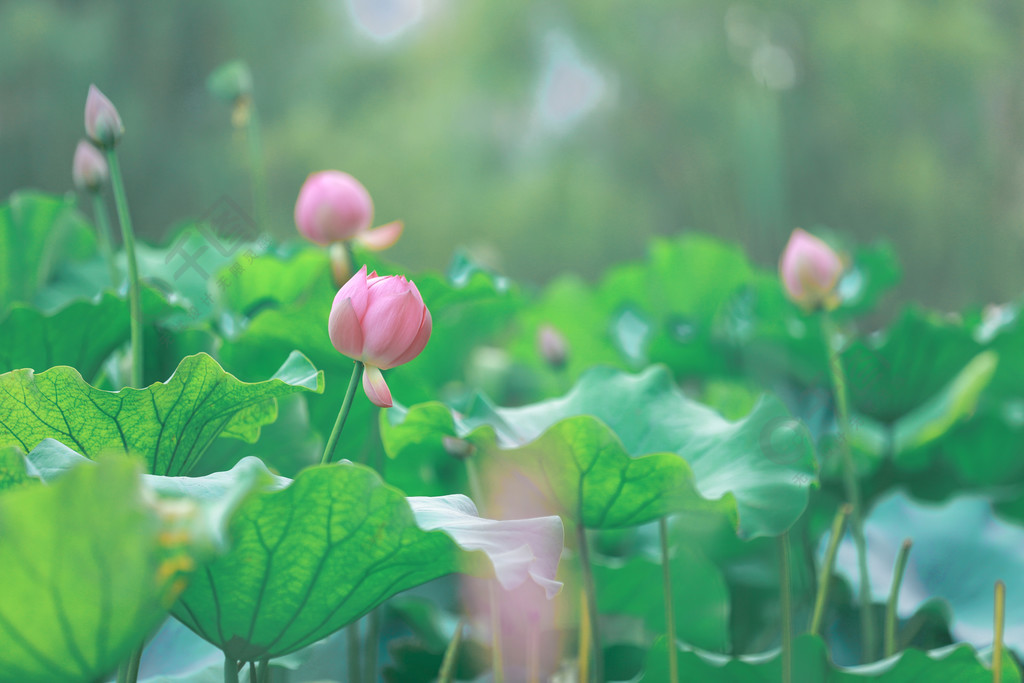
206, 60, 253, 104
84, 84, 124, 148
537, 324, 569, 370
72, 140, 108, 193
779, 229, 844, 311
295, 170, 404, 250
443, 435, 476, 460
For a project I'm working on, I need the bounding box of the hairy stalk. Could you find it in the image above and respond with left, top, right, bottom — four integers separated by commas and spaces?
779, 532, 793, 683
821, 314, 876, 660
321, 361, 364, 465
90, 192, 119, 287
106, 150, 143, 388
576, 524, 603, 683
438, 620, 465, 683
884, 540, 913, 657
659, 517, 679, 683
810, 504, 852, 635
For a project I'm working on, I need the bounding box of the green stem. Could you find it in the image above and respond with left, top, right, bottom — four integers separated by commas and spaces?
90, 192, 119, 288
257, 657, 270, 683
106, 149, 143, 389
363, 608, 381, 683
810, 504, 852, 636
320, 361, 364, 465
995, 580, 1006, 683
246, 102, 270, 235
576, 523, 603, 683
884, 540, 913, 657
438, 620, 465, 683
248, 661, 257, 682
779, 532, 793, 683
347, 621, 362, 683
223, 656, 239, 683
116, 643, 143, 683
659, 517, 679, 683
821, 314, 876, 661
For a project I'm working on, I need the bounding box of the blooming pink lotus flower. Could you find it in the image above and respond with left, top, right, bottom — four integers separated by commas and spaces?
72, 140, 109, 192
328, 265, 431, 407
84, 85, 124, 148
779, 228, 844, 311
294, 170, 403, 250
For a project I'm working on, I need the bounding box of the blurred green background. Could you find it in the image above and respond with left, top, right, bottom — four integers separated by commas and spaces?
2, 0, 1022, 309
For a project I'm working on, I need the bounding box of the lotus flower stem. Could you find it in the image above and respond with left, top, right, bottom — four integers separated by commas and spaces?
821, 313, 876, 660
438, 619, 465, 683
321, 361, 364, 465
115, 644, 143, 683
810, 504, 852, 635
246, 103, 270, 235
659, 517, 679, 683
90, 192, 119, 287
995, 580, 1006, 683
578, 585, 591, 683
105, 149, 143, 388
576, 524, 603, 683
884, 539, 913, 657
779, 532, 793, 683
223, 657, 239, 683
348, 622, 362, 683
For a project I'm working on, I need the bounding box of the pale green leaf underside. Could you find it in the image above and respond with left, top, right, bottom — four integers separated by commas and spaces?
174, 461, 562, 661
0, 351, 323, 475
0, 460, 187, 683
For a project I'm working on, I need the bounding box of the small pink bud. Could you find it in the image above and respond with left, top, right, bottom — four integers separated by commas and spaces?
537, 324, 568, 369
84, 85, 124, 148
779, 229, 844, 311
295, 171, 374, 245
72, 140, 108, 193
328, 265, 432, 407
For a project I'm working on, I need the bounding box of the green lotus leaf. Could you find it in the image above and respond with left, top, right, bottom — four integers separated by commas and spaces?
0, 457, 225, 683
0, 287, 182, 378
173, 462, 563, 661
0, 351, 323, 475
0, 191, 97, 313
384, 365, 817, 536
595, 544, 731, 652
641, 634, 1019, 681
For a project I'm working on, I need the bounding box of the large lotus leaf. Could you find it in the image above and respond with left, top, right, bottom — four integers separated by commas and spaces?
595, 544, 731, 652
0, 287, 181, 378
173, 461, 563, 661
0, 458, 224, 683
0, 351, 322, 475
0, 191, 97, 312
384, 365, 817, 536
641, 634, 1019, 682
843, 307, 981, 422
215, 247, 332, 317
832, 491, 1024, 654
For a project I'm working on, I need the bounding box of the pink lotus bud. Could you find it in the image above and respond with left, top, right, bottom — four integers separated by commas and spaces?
328, 265, 432, 407
84, 84, 124, 148
294, 171, 403, 250
779, 228, 844, 311
72, 140, 108, 192
536, 324, 568, 370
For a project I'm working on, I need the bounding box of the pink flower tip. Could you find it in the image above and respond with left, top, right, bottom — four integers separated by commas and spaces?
328, 266, 432, 406
537, 324, 568, 369
779, 228, 844, 311
295, 171, 375, 245
84, 85, 124, 148
72, 140, 108, 192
